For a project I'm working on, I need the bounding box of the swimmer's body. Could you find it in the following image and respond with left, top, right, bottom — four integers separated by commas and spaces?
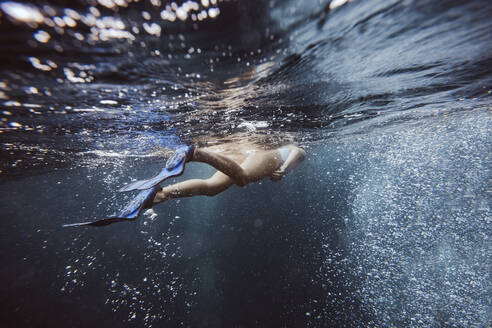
63, 142, 306, 227
152, 144, 306, 204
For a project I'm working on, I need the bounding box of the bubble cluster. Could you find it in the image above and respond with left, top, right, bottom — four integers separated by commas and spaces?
338, 109, 491, 327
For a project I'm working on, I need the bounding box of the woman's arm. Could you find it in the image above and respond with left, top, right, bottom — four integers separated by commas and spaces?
281, 146, 306, 173
270, 146, 306, 181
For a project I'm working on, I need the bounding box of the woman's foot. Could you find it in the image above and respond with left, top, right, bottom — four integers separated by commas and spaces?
151, 186, 171, 205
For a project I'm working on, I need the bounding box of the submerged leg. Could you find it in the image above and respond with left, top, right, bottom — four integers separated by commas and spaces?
191, 148, 249, 186
190, 148, 284, 186
153, 171, 233, 204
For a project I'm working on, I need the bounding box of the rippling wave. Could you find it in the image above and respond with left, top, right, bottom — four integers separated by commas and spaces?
1, 0, 490, 177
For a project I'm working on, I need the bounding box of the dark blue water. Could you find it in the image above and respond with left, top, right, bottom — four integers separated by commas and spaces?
0, 0, 491, 327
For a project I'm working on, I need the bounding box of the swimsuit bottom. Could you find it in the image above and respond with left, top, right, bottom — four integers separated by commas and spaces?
277, 147, 291, 164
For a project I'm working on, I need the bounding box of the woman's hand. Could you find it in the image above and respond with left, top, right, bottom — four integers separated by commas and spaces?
270, 167, 285, 181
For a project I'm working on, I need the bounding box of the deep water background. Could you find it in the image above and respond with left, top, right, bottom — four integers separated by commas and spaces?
0, 0, 491, 327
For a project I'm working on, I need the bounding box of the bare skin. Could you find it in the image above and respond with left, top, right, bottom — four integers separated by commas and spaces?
152, 144, 306, 204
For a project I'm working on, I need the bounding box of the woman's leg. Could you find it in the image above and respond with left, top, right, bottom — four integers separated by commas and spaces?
152, 149, 284, 205
190, 148, 283, 186
192, 148, 249, 186
153, 171, 233, 204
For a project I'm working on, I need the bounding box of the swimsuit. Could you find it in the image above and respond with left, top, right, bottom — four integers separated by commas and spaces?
277, 147, 291, 164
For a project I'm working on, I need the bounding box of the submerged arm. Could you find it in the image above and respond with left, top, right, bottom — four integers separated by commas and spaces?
281, 146, 306, 173
270, 146, 306, 181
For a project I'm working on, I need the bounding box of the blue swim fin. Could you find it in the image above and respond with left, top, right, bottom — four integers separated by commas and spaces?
119, 145, 194, 192
62, 185, 160, 227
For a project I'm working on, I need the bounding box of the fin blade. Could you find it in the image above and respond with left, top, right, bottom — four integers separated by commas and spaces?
119, 159, 185, 192
62, 221, 93, 227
